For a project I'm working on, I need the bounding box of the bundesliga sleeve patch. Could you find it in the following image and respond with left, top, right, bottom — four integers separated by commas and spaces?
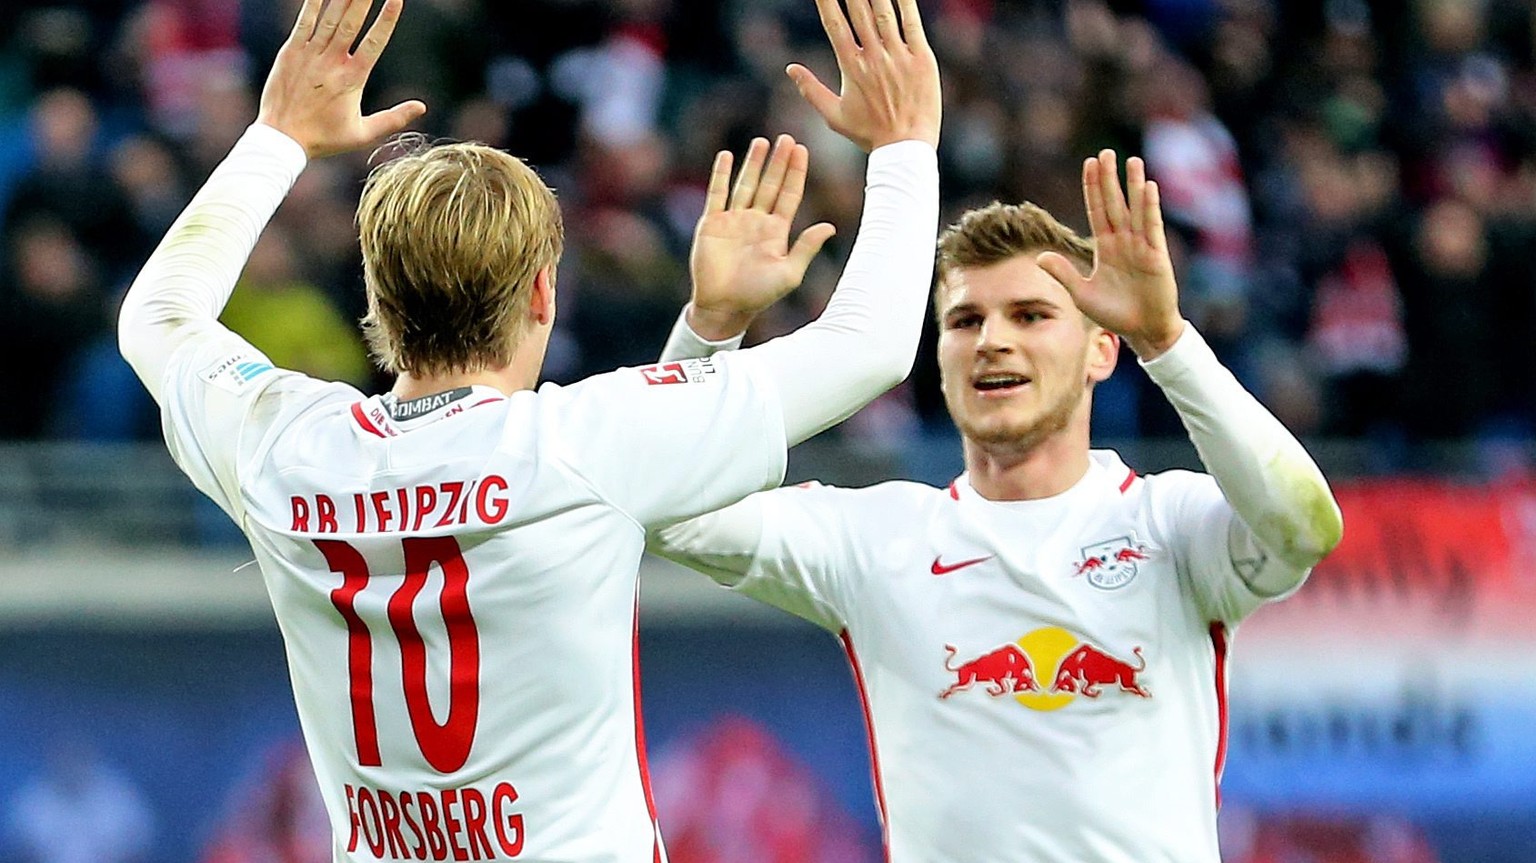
199, 351, 276, 393
638, 357, 719, 386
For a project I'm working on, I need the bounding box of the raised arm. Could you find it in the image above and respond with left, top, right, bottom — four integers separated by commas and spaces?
1038, 151, 1343, 593
118, 0, 424, 401
672, 0, 942, 446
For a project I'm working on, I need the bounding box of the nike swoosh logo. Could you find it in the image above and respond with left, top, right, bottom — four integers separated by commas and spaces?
931, 555, 993, 576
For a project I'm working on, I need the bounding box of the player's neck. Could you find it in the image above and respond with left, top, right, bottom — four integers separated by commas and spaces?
962, 425, 1092, 502
391, 363, 537, 401
391, 369, 520, 400
390, 334, 549, 400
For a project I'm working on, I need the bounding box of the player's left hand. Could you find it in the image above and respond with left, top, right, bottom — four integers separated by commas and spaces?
687, 134, 836, 341
1037, 150, 1186, 359
257, 0, 427, 160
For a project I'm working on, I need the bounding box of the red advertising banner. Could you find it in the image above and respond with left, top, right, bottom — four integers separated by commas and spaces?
1242, 478, 1536, 642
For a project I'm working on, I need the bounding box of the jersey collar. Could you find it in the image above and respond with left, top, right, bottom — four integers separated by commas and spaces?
353, 386, 508, 438
949, 450, 1136, 510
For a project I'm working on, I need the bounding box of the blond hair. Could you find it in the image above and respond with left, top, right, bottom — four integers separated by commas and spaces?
357, 139, 564, 376
934, 201, 1093, 315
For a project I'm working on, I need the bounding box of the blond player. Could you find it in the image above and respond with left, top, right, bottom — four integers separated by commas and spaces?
116, 0, 942, 860
651, 152, 1344, 862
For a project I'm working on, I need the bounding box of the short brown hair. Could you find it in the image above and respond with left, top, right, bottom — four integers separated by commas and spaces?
357, 140, 564, 376
934, 201, 1093, 315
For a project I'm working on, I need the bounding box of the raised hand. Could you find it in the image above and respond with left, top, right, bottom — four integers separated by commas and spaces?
687, 135, 837, 341
788, 0, 942, 152
1037, 150, 1186, 359
257, 0, 427, 159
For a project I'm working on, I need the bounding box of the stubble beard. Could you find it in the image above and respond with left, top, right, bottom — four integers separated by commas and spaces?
948, 377, 1087, 459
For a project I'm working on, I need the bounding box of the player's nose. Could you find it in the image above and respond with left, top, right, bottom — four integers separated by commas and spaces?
976, 317, 1013, 356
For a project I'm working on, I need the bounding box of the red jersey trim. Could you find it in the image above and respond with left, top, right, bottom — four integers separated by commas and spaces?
631, 596, 662, 862
1119, 468, 1137, 494
351, 402, 386, 438
1209, 621, 1230, 810
840, 629, 890, 862
947, 480, 960, 500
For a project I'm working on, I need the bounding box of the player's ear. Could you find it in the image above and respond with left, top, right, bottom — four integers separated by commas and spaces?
530, 266, 556, 326
1086, 327, 1118, 384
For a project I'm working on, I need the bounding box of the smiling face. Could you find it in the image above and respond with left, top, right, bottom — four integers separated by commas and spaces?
937, 254, 1118, 454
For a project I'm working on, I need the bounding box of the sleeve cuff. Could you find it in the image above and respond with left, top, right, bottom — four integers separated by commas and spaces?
1137, 322, 1219, 389
243, 122, 310, 174
670, 305, 747, 353
866, 139, 939, 174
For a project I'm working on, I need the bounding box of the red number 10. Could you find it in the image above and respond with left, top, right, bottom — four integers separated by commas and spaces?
316, 537, 482, 774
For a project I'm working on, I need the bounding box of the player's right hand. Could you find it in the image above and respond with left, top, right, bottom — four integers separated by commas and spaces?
1037, 150, 1186, 360
790, 0, 941, 152
256, 0, 427, 160
687, 134, 836, 341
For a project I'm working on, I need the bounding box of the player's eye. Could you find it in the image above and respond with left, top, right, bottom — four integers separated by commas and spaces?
948, 314, 981, 330
1016, 311, 1046, 324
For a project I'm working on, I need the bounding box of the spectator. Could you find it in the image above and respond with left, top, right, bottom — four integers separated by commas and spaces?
219, 225, 371, 387
1390, 197, 1499, 440
0, 218, 107, 439
5, 88, 138, 278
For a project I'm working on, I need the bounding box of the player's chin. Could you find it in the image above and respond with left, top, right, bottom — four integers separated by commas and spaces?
965, 394, 1033, 424
955, 410, 1038, 448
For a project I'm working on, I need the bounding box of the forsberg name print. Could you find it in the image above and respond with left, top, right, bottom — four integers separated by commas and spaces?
344, 782, 524, 861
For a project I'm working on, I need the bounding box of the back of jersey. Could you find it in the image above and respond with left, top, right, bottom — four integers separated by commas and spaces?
160, 337, 786, 863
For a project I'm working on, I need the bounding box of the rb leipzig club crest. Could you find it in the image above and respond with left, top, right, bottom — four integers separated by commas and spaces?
1071, 536, 1151, 590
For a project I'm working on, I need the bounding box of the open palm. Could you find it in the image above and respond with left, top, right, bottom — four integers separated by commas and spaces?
1037, 150, 1185, 358
257, 0, 426, 160
689, 135, 835, 338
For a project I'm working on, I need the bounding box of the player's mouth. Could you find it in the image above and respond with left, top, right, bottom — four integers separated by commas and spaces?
971, 372, 1031, 398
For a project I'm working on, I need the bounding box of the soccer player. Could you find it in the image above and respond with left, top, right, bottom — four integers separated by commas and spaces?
116, 0, 942, 859
651, 151, 1344, 862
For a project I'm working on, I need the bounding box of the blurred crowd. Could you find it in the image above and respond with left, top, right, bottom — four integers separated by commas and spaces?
3, 0, 1536, 458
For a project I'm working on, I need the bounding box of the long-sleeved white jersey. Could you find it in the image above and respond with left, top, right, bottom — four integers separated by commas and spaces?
118, 124, 940, 863
653, 323, 1343, 862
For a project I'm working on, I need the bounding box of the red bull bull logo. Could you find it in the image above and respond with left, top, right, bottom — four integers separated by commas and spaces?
1050, 644, 1150, 698
1071, 536, 1152, 590
939, 628, 1150, 710
938, 643, 1039, 699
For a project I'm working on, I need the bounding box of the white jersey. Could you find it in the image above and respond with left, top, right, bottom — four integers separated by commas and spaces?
159, 330, 785, 863
714, 451, 1293, 863
118, 121, 937, 863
